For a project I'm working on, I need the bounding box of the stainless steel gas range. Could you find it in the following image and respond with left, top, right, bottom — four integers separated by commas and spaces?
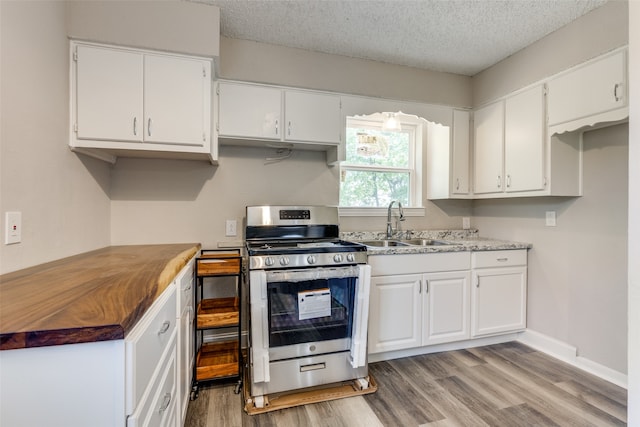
245, 205, 371, 408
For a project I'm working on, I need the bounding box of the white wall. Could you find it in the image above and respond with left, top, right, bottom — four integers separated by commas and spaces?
472, 0, 628, 106
0, 1, 111, 274
626, 0, 639, 423
219, 37, 472, 108
473, 124, 628, 374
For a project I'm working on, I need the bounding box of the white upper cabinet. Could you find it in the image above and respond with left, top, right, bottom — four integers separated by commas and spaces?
71, 41, 214, 163
144, 54, 211, 146
504, 85, 546, 193
216, 81, 342, 163
76, 45, 143, 142
473, 84, 552, 198
284, 90, 341, 144
548, 49, 627, 130
473, 100, 504, 195
452, 109, 471, 195
218, 82, 281, 139
426, 109, 470, 200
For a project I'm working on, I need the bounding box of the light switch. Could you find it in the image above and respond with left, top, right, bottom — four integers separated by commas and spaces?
462, 217, 471, 229
225, 219, 237, 236
545, 211, 557, 227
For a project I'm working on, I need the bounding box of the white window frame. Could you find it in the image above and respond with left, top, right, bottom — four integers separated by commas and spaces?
339, 115, 424, 216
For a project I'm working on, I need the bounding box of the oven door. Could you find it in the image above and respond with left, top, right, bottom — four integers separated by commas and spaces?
249, 264, 370, 384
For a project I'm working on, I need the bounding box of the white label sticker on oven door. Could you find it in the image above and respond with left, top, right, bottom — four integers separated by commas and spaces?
298, 288, 331, 320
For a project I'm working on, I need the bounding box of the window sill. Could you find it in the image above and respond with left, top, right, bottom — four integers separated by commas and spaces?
338, 207, 425, 217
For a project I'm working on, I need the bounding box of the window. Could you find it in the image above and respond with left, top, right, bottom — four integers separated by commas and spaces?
340, 115, 422, 209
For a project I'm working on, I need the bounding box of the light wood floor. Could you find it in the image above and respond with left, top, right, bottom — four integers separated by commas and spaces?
184, 342, 627, 427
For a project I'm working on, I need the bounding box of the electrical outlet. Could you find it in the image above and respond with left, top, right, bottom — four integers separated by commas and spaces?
225, 219, 237, 237
5, 211, 21, 244
462, 217, 471, 229
545, 211, 557, 227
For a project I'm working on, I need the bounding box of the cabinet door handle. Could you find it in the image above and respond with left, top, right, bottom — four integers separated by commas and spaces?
158, 392, 172, 413
288, 121, 292, 136
157, 320, 170, 335
418, 280, 422, 294
275, 119, 279, 136
614, 83, 622, 102
147, 118, 152, 136
425, 280, 429, 294
497, 175, 501, 188
133, 117, 137, 136
497, 257, 509, 262
507, 175, 512, 188
456, 178, 460, 191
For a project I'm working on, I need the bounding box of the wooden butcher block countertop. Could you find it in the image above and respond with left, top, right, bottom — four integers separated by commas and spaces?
0, 243, 201, 351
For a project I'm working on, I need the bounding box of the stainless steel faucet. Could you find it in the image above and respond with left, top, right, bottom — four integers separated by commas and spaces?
386, 201, 405, 239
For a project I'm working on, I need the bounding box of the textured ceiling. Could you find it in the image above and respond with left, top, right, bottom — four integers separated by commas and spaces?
197, 0, 608, 76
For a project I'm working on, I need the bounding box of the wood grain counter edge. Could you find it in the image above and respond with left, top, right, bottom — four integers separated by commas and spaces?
0, 244, 201, 350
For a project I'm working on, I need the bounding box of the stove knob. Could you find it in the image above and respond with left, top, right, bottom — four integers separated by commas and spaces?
279, 256, 290, 266
347, 253, 355, 263
307, 255, 317, 265
264, 257, 275, 267
333, 254, 343, 263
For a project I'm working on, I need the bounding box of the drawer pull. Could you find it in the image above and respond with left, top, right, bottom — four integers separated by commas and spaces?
158, 392, 172, 413
300, 362, 326, 372
157, 320, 171, 335
497, 257, 509, 262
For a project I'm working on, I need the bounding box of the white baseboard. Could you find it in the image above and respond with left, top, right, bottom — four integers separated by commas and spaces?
368, 333, 520, 363
518, 329, 628, 389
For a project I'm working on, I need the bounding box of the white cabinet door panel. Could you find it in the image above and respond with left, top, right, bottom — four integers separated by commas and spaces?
548, 50, 626, 126
452, 109, 471, 195
218, 82, 281, 139
473, 101, 504, 194
285, 91, 341, 144
368, 275, 421, 354
423, 271, 470, 345
144, 55, 209, 146
76, 45, 143, 142
504, 85, 546, 193
472, 267, 527, 337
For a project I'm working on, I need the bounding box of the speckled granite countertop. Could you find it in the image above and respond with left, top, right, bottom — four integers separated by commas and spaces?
340, 229, 532, 255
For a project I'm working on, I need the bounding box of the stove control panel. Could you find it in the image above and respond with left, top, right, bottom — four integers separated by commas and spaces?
249, 251, 367, 270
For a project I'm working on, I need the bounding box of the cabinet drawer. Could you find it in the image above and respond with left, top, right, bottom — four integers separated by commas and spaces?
127, 339, 177, 427
369, 252, 470, 276
472, 250, 527, 268
125, 284, 177, 413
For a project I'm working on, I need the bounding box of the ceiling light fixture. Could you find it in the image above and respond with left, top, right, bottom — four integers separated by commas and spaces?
382, 113, 401, 131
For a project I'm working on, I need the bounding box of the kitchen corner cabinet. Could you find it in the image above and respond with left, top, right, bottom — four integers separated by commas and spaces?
548, 49, 627, 131
473, 85, 545, 196
217, 81, 342, 161
71, 41, 214, 163
368, 253, 471, 354
471, 250, 527, 337
192, 250, 243, 397
426, 109, 471, 199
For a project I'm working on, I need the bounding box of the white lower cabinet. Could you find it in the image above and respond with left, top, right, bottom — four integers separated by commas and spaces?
369, 274, 422, 353
422, 271, 471, 345
471, 250, 527, 337
368, 253, 471, 354
368, 250, 527, 357
0, 256, 196, 427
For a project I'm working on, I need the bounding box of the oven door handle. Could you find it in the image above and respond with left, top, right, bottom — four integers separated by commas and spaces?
350, 264, 371, 368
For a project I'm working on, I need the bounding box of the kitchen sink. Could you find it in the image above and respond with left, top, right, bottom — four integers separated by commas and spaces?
400, 239, 461, 246
360, 239, 460, 247
360, 240, 410, 247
